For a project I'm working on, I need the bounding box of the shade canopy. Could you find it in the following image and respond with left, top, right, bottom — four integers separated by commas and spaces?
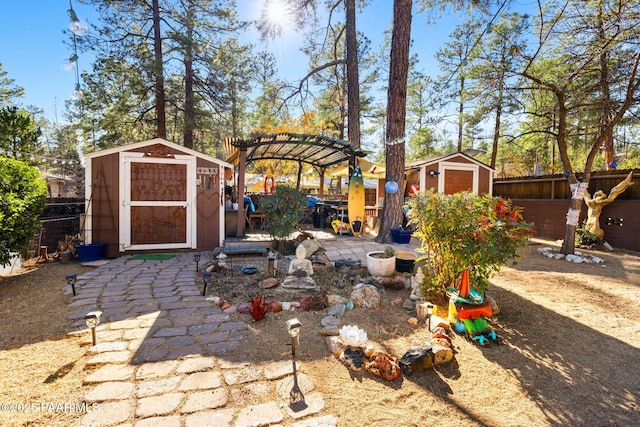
224, 132, 368, 170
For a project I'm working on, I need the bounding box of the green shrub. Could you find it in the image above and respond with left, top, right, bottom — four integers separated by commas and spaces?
0, 157, 47, 265
406, 190, 535, 304
576, 221, 603, 246
261, 186, 307, 254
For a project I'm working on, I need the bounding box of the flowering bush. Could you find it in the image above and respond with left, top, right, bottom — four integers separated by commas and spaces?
406, 190, 535, 304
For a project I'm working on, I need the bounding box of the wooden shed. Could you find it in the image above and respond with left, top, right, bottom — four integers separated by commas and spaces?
405, 152, 494, 196
83, 138, 232, 257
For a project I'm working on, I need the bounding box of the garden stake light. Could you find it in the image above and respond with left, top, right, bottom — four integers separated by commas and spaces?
84, 311, 102, 346
286, 318, 301, 358
426, 302, 435, 331
267, 249, 277, 277
194, 252, 201, 272
66, 273, 77, 296
202, 271, 212, 296
289, 359, 307, 411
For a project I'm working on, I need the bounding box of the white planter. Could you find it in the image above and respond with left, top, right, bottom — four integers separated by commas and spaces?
366, 251, 396, 277
1, 252, 22, 275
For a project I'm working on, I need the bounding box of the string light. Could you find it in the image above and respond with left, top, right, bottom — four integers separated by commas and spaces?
65, 0, 87, 167
385, 136, 406, 146
0, 147, 80, 165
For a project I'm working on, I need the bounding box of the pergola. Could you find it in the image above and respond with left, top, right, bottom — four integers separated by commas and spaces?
224, 132, 368, 236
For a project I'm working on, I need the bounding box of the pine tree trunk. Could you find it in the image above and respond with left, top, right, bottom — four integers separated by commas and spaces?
377, 0, 412, 244
183, 2, 195, 149
152, 0, 166, 139
345, 0, 361, 147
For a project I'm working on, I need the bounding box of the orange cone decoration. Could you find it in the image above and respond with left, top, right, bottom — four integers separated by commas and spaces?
459, 269, 470, 299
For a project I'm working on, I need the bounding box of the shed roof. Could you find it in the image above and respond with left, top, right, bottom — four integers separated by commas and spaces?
224, 132, 368, 170
405, 152, 494, 171
85, 138, 233, 168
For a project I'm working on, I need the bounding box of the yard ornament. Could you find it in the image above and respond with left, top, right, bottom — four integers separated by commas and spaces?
583, 171, 634, 240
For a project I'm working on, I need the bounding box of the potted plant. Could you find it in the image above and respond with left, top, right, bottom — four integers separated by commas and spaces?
366, 246, 397, 277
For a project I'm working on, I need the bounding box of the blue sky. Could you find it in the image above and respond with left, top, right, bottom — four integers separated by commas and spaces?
0, 0, 469, 123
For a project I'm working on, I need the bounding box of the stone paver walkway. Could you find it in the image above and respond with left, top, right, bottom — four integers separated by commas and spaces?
69, 234, 418, 427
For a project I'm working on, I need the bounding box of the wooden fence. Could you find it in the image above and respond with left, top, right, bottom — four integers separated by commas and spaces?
493, 169, 640, 252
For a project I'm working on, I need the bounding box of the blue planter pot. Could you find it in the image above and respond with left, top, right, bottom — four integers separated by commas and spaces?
76, 243, 107, 263
391, 228, 414, 244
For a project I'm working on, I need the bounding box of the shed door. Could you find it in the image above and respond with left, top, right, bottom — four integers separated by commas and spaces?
443, 169, 474, 194
120, 154, 196, 251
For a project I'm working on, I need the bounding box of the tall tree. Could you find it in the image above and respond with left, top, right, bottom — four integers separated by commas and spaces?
466, 13, 526, 168
0, 63, 24, 106
0, 107, 42, 161
435, 20, 481, 153
82, 0, 248, 149
406, 69, 438, 161
508, 0, 640, 254
376, 0, 412, 244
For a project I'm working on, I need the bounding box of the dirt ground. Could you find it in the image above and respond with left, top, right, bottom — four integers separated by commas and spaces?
1, 238, 639, 426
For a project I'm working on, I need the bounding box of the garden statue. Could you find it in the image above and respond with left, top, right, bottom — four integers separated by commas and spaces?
583, 171, 634, 240
410, 267, 425, 301
283, 244, 316, 289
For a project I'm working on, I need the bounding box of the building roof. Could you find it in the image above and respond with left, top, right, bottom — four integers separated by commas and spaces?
84, 138, 233, 168
405, 151, 494, 171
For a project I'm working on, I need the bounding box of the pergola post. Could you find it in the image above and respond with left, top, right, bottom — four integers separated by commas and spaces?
236, 148, 247, 237
319, 169, 326, 197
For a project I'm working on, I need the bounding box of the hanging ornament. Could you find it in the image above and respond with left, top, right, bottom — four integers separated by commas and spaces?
384, 180, 399, 194
609, 161, 618, 169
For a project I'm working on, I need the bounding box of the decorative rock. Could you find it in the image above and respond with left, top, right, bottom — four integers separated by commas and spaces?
350, 284, 380, 309
290, 301, 301, 308
327, 294, 348, 305
337, 346, 366, 371
281, 302, 292, 311
485, 295, 500, 316
403, 299, 416, 310
432, 343, 454, 365
327, 303, 346, 319
334, 258, 361, 268
399, 345, 434, 374
363, 345, 375, 357
407, 317, 419, 326
320, 326, 340, 336
325, 336, 343, 354
566, 254, 584, 263
237, 302, 251, 314
223, 305, 237, 314
266, 300, 282, 313
391, 298, 404, 308
364, 351, 402, 381
321, 315, 341, 327
260, 278, 279, 289
430, 315, 451, 330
